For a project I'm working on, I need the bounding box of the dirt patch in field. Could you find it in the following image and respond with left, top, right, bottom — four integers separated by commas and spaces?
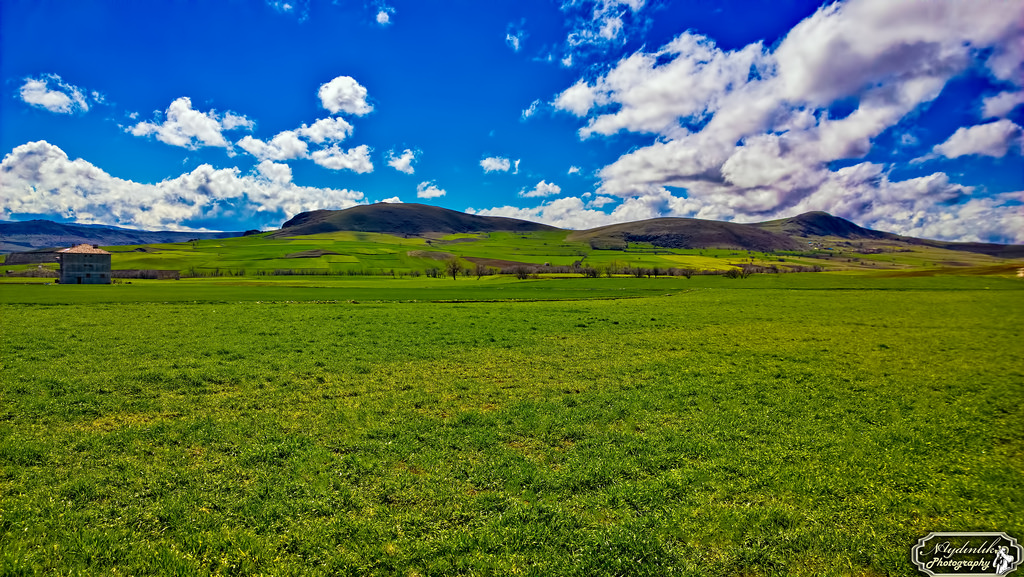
463, 256, 537, 269
406, 250, 455, 260
284, 249, 341, 258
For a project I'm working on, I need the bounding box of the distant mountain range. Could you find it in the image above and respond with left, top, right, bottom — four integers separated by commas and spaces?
0, 220, 243, 254
3, 204, 1023, 259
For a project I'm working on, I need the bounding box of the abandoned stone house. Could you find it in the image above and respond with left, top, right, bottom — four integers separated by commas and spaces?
57, 244, 111, 284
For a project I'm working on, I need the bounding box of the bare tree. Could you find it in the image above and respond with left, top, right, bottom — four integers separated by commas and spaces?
445, 258, 462, 280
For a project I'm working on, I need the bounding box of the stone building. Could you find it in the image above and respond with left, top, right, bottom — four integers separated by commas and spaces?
57, 244, 111, 284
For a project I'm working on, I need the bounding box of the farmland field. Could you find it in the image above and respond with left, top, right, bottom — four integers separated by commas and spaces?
1, 274, 1023, 575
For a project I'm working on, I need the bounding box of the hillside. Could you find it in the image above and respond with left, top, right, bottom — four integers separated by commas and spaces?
271, 203, 559, 238
567, 217, 805, 251
0, 220, 241, 254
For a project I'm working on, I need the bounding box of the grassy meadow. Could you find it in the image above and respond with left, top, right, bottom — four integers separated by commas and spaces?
1, 226, 1006, 278
1, 273, 1023, 575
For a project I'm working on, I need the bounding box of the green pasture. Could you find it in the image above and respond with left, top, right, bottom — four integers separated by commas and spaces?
34, 228, 1010, 277
1, 274, 1022, 575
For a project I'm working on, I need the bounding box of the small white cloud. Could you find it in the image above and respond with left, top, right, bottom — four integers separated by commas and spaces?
416, 181, 446, 199
568, 165, 581, 175
506, 32, 523, 52
131, 97, 252, 150
318, 76, 373, 116
982, 91, 1024, 119
237, 131, 308, 161
587, 195, 616, 208
561, 54, 573, 68
310, 144, 374, 173
520, 180, 562, 198
514, 159, 521, 174
18, 74, 90, 114
522, 99, 540, 120
506, 21, 526, 52
221, 112, 255, 131
387, 149, 417, 174
380, 196, 402, 203
266, 0, 308, 20
480, 156, 512, 172
296, 117, 354, 144
933, 120, 1023, 159
376, 10, 390, 25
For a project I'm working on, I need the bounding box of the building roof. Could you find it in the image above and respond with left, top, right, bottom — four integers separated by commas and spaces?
58, 244, 110, 255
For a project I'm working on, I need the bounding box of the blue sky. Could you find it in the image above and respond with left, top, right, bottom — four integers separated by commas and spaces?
2, 0, 1022, 243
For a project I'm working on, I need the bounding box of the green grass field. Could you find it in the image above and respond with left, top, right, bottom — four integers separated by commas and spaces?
2, 274, 1022, 575
4, 226, 999, 277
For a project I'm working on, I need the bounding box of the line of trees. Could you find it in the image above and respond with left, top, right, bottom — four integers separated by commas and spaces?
174, 259, 824, 279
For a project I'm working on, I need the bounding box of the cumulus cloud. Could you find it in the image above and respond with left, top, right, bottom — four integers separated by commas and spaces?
387, 149, 417, 174
416, 181, 446, 199
318, 76, 373, 116
587, 195, 616, 208
480, 156, 512, 172
131, 97, 253, 150
237, 131, 308, 161
1, 141, 364, 231
933, 120, 1023, 159
568, 165, 582, 175
295, 117, 353, 144
18, 74, 91, 114
310, 144, 374, 173
255, 160, 293, 185
982, 91, 1024, 118
520, 180, 562, 198
549, 0, 1024, 242
469, 195, 663, 230
379, 196, 402, 203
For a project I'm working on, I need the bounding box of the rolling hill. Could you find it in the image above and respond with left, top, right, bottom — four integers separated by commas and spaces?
0, 220, 242, 254
270, 203, 559, 238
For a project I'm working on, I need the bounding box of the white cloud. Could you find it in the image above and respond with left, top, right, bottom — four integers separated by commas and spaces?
255, 160, 293, 185
522, 99, 541, 120
237, 131, 308, 161
982, 91, 1024, 118
562, 0, 647, 48
318, 76, 372, 116
387, 149, 417, 174
379, 196, 402, 203
295, 117, 353, 144
131, 97, 253, 150
480, 156, 512, 172
1, 140, 364, 231
376, 5, 394, 25
587, 195, 616, 208
506, 25, 525, 52
520, 180, 562, 198
310, 144, 374, 173
513, 159, 521, 174
549, 0, 1024, 242
568, 165, 582, 175
416, 181, 446, 199
18, 74, 91, 114
933, 120, 1023, 159
266, 0, 308, 21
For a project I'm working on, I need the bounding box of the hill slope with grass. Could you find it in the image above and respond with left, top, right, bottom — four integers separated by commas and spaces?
270, 203, 560, 238
567, 217, 805, 251
0, 220, 241, 254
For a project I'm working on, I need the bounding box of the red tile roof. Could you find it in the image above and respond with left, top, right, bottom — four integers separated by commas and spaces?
58, 244, 111, 254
